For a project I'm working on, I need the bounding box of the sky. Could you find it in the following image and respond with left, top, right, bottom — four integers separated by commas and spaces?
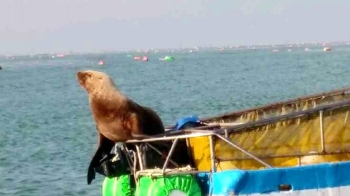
0, 0, 349, 55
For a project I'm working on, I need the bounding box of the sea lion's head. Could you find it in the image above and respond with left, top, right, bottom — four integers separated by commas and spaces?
77, 70, 115, 94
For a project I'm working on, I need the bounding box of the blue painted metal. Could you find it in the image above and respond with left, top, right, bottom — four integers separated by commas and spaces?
195, 161, 350, 195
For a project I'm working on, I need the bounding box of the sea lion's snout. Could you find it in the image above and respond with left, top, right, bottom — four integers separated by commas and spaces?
77, 71, 83, 78
77, 71, 91, 87
77, 72, 85, 86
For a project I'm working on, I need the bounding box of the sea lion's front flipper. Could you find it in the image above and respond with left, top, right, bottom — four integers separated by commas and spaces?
87, 133, 115, 185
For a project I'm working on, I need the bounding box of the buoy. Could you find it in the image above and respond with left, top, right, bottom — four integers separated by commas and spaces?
98, 60, 104, 66
102, 175, 133, 196
142, 56, 148, 61
135, 175, 201, 196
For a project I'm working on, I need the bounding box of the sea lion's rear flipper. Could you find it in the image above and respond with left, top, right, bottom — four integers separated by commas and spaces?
87, 133, 115, 185
94, 143, 132, 178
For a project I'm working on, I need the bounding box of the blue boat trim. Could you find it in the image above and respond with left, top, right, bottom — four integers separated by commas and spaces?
173, 115, 200, 131
196, 161, 350, 195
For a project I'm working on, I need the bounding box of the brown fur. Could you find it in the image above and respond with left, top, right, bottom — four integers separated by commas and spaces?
77, 70, 165, 184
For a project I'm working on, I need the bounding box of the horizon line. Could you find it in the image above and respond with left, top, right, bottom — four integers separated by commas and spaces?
1, 39, 350, 57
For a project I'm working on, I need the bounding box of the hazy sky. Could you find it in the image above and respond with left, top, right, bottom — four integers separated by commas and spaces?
1, 0, 349, 55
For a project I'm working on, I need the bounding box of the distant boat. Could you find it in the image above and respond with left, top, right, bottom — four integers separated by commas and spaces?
323, 47, 332, 52
56, 54, 66, 58
142, 56, 148, 61
159, 56, 174, 61
133, 56, 141, 61
98, 60, 104, 66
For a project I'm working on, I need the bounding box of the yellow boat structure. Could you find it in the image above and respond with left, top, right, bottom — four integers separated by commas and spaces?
186, 86, 350, 171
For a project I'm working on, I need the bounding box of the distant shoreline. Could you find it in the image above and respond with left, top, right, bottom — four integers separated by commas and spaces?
1, 40, 349, 57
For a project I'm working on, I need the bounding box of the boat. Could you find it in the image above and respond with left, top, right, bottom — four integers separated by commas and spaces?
159, 56, 175, 61
133, 56, 141, 61
98, 60, 105, 66
323, 47, 332, 52
98, 86, 350, 196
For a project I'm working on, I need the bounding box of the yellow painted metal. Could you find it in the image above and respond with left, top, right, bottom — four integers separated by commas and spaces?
189, 105, 350, 171
201, 87, 350, 126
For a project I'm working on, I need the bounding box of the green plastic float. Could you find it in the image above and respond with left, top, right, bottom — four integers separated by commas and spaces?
102, 175, 133, 196
135, 174, 201, 196
102, 174, 202, 196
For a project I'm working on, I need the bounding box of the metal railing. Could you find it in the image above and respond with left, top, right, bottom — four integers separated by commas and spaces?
125, 98, 350, 177
127, 130, 273, 177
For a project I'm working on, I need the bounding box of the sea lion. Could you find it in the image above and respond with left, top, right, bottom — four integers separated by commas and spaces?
76, 70, 165, 184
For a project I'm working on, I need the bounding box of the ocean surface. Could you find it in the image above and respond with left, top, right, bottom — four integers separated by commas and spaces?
1, 45, 350, 195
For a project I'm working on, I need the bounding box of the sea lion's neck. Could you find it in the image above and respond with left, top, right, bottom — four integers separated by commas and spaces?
90, 86, 127, 103
89, 86, 128, 119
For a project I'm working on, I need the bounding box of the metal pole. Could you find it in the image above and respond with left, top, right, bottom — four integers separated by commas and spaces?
185, 138, 194, 166
145, 143, 179, 167
216, 150, 346, 161
215, 134, 273, 168
319, 110, 325, 153
208, 136, 216, 172
344, 111, 349, 124
126, 132, 213, 143
162, 138, 179, 172
135, 145, 144, 170
137, 170, 209, 177
224, 129, 228, 138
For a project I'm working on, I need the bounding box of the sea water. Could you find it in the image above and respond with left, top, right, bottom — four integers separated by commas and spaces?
1, 46, 350, 195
